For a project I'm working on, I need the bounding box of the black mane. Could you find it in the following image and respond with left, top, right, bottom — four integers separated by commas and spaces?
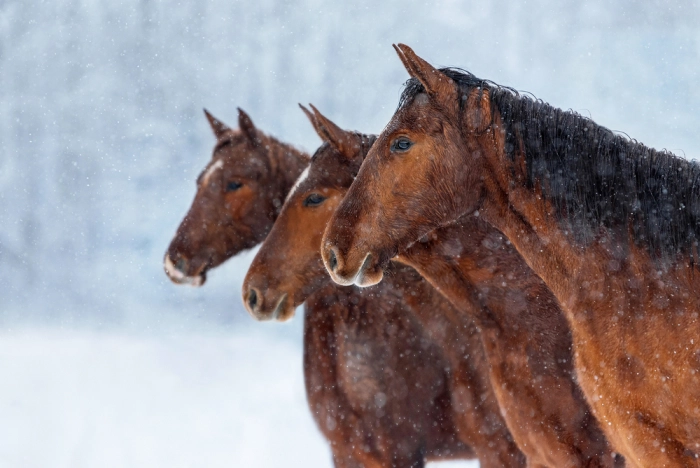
400, 69, 700, 263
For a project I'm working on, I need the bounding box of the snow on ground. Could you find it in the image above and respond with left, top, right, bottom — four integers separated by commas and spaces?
0, 327, 478, 468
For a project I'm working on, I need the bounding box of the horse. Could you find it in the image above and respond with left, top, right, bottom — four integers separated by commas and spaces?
242, 105, 525, 467
321, 43, 700, 467
164, 109, 520, 466
307, 103, 618, 467
164, 108, 308, 285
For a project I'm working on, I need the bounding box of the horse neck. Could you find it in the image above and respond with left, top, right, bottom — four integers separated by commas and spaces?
464, 120, 582, 302
390, 261, 475, 331
395, 244, 485, 323
417, 218, 560, 316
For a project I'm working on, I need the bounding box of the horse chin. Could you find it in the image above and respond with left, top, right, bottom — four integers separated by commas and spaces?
326, 271, 356, 287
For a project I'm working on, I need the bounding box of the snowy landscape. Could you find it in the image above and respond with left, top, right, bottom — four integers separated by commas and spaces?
0, 0, 698, 466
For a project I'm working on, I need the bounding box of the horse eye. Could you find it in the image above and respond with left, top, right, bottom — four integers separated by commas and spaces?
226, 181, 243, 192
391, 137, 413, 152
303, 193, 326, 207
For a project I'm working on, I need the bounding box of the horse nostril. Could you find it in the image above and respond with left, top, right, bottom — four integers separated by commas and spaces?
248, 288, 258, 311
175, 257, 188, 273
329, 249, 338, 272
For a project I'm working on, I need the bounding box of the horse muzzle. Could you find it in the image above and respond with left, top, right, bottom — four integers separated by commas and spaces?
163, 254, 206, 287
322, 244, 384, 287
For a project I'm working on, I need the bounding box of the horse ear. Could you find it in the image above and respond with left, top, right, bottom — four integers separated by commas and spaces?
238, 108, 261, 146
308, 104, 359, 157
204, 109, 231, 139
299, 104, 324, 139
393, 44, 457, 105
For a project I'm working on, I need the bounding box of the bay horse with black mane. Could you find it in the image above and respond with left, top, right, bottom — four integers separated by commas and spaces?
243, 105, 525, 467
304, 102, 619, 467
165, 109, 521, 466
322, 44, 700, 467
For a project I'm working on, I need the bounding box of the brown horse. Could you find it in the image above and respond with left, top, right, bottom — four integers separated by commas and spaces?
313, 83, 617, 468
243, 105, 525, 467
164, 108, 308, 285
322, 43, 700, 467
164, 110, 518, 466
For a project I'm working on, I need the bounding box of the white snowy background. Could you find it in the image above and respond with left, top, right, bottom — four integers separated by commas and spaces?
0, 0, 698, 466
